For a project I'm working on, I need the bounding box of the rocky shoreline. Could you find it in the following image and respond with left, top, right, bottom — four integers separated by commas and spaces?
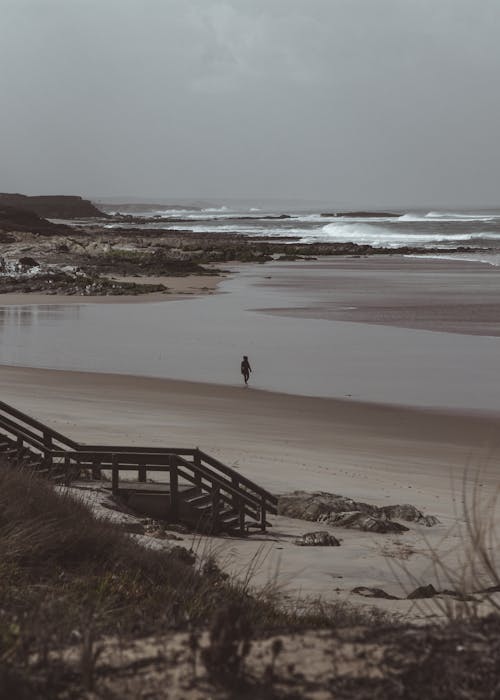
0, 200, 487, 296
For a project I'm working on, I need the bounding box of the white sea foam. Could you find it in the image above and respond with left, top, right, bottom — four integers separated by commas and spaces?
316, 222, 500, 247
405, 253, 500, 267
201, 206, 232, 213
425, 211, 499, 222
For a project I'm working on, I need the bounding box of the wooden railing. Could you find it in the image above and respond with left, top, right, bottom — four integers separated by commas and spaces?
0, 400, 277, 534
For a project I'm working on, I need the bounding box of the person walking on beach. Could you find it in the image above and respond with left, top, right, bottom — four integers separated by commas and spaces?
241, 355, 252, 386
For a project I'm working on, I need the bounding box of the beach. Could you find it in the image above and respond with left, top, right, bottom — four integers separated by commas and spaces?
2, 255, 500, 619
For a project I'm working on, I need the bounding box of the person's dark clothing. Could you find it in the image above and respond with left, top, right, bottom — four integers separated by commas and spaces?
241, 357, 251, 385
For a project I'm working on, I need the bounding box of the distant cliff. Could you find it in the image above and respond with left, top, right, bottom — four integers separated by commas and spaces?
0, 205, 70, 235
0, 193, 104, 219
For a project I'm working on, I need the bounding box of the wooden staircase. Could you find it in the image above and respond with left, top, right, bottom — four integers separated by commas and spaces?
0, 400, 277, 536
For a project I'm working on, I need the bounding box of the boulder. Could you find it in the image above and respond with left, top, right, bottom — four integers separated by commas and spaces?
323, 511, 409, 533
407, 584, 438, 600
278, 491, 439, 531
379, 504, 440, 527
278, 491, 377, 521
294, 531, 341, 547
18, 256, 39, 269
352, 586, 400, 600
121, 521, 146, 535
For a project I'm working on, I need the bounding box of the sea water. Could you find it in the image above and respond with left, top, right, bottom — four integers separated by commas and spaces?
95, 202, 500, 264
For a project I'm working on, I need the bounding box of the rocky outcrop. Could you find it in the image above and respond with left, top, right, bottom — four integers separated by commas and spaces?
320, 511, 409, 533
321, 211, 400, 218
0, 268, 168, 296
294, 531, 341, 546
0, 205, 70, 235
278, 491, 439, 533
0, 193, 104, 219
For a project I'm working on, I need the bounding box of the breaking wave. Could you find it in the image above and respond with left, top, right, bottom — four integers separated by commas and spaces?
317, 223, 500, 248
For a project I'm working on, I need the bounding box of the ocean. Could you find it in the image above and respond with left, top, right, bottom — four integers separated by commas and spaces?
96, 203, 500, 263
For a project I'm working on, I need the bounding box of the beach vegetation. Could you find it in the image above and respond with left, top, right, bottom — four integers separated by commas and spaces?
2, 459, 500, 697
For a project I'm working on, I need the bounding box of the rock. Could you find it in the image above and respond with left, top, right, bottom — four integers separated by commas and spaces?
170, 546, 195, 565
352, 586, 400, 600
379, 504, 440, 527
379, 504, 423, 522
294, 531, 341, 546
407, 584, 438, 600
440, 589, 476, 602
323, 511, 409, 533
279, 491, 439, 531
278, 491, 377, 521
320, 211, 400, 218
18, 256, 39, 269
121, 521, 146, 535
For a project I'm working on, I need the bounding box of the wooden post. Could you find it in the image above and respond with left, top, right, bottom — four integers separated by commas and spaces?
194, 448, 202, 489
232, 476, 239, 507
112, 455, 119, 495
239, 498, 246, 535
212, 485, 220, 534
170, 454, 178, 522
92, 458, 101, 481
43, 431, 53, 473
64, 455, 71, 486
138, 463, 147, 483
260, 495, 266, 532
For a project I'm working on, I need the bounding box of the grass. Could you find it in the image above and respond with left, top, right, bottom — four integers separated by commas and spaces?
0, 460, 398, 697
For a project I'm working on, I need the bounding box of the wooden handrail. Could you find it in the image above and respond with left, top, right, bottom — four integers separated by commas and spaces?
0, 400, 79, 449
0, 416, 47, 453
176, 456, 264, 514
76, 445, 196, 456
0, 399, 278, 529
197, 449, 277, 506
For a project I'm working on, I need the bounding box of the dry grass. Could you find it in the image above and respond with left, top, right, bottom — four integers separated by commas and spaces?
0, 460, 398, 697
3, 459, 500, 698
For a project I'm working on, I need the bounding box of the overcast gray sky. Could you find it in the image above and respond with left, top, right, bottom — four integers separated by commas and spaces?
1, 0, 500, 207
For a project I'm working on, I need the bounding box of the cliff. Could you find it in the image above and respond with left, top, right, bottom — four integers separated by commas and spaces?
0, 205, 70, 235
0, 193, 104, 219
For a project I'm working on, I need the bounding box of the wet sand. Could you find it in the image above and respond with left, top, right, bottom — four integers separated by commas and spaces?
260, 255, 500, 335
2, 257, 500, 411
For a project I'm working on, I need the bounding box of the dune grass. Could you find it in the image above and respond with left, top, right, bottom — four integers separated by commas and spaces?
4, 457, 500, 698
0, 460, 398, 697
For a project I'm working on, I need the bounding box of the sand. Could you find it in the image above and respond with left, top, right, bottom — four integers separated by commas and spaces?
2, 364, 499, 621
2, 255, 500, 620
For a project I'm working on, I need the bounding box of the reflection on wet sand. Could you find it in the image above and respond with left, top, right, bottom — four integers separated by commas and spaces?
0, 304, 82, 327
1, 258, 500, 413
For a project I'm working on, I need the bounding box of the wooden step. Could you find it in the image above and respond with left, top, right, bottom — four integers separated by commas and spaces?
218, 508, 238, 521
50, 473, 68, 482
246, 521, 272, 529
185, 493, 212, 507
22, 461, 44, 470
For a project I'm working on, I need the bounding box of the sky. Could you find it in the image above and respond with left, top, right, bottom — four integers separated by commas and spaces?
1, 0, 500, 208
